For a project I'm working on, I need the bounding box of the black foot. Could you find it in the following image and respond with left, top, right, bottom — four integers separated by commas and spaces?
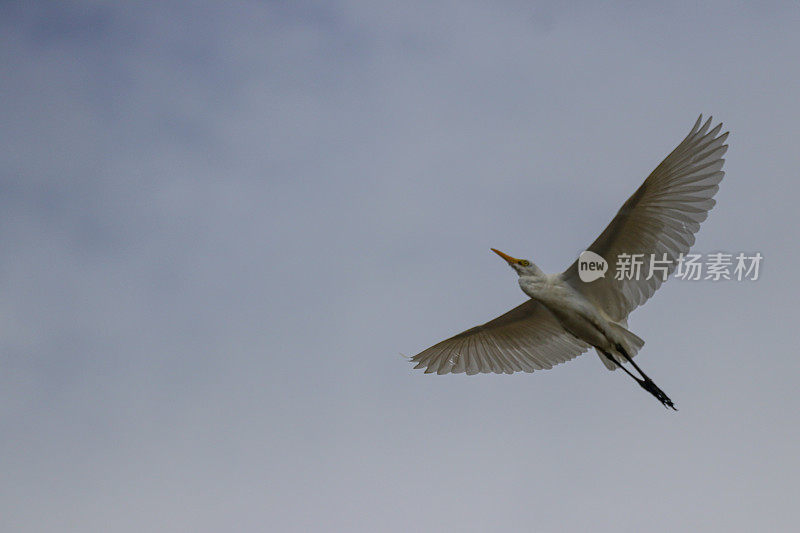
638, 378, 677, 410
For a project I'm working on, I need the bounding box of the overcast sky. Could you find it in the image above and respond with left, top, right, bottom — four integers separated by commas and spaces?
2, 1, 799, 531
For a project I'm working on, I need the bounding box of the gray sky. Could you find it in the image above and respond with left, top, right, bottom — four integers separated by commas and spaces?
2, 1, 799, 531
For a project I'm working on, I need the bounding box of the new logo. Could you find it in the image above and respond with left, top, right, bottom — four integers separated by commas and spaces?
578, 251, 607, 282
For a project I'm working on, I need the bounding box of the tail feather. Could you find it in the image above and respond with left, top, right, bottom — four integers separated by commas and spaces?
597, 320, 645, 370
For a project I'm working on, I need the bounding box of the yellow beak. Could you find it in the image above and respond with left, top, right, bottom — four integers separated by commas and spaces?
491, 248, 522, 265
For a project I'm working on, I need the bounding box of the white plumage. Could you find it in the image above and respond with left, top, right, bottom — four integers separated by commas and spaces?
410, 116, 728, 409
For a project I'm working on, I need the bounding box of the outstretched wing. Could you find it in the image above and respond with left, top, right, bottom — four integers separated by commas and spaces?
562, 115, 728, 321
410, 299, 590, 375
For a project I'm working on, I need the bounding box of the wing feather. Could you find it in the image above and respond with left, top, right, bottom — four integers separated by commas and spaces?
561, 115, 728, 321
410, 299, 590, 375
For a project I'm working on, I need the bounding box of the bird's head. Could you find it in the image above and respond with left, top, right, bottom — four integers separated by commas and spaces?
491, 248, 542, 277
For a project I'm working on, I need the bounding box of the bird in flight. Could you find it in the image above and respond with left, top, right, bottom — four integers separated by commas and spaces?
409, 115, 728, 409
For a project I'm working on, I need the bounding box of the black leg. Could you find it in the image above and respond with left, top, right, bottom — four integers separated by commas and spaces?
615, 343, 651, 379
602, 349, 677, 410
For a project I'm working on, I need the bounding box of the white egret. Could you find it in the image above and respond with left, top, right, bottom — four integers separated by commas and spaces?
410, 115, 729, 409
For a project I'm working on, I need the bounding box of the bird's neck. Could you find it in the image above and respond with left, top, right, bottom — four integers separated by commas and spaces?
519, 271, 560, 300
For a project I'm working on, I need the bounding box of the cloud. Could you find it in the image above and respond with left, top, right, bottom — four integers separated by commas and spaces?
1, 1, 799, 531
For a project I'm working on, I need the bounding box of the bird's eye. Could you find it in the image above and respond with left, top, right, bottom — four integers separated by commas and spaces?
519, 260, 531, 267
